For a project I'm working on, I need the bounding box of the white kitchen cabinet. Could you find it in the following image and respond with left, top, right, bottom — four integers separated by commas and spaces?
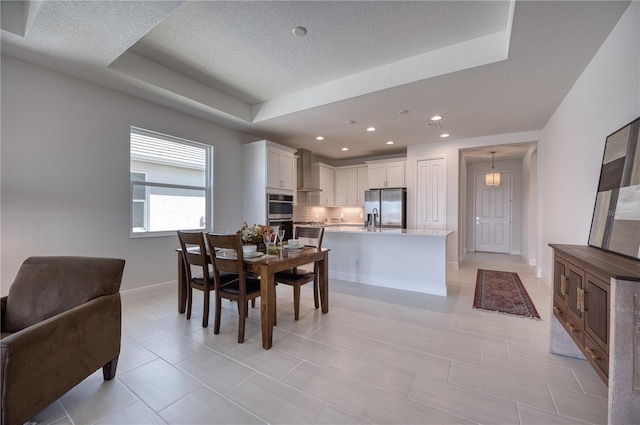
266, 145, 295, 191
242, 140, 297, 225
367, 159, 406, 188
334, 165, 368, 206
357, 165, 369, 205
310, 163, 334, 206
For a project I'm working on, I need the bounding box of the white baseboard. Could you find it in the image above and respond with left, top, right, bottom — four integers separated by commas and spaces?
121, 280, 175, 301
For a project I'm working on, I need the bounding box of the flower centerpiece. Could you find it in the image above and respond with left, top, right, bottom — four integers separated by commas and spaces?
238, 222, 273, 251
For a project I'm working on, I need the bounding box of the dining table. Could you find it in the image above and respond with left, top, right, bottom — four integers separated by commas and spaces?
177, 245, 330, 349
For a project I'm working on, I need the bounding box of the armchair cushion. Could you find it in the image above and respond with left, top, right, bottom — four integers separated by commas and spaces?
3, 256, 124, 333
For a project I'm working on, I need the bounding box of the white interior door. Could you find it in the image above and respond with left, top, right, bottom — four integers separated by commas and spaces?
475, 172, 511, 253
417, 158, 446, 229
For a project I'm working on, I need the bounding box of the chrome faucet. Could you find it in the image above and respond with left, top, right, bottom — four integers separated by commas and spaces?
371, 208, 379, 229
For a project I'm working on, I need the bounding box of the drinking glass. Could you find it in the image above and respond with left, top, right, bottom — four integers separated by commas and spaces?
277, 229, 285, 246
263, 233, 277, 254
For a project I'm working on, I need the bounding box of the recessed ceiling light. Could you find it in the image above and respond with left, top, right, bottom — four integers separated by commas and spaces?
440, 133, 450, 138
293, 26, 307, 36
345, 120, 356, 125
366, 127, 376, 132
431, 115, 443, 121
315, 136, 324, 141
386, 141, 394, 145
398, 110, 409, 115
341, 147, 349, 151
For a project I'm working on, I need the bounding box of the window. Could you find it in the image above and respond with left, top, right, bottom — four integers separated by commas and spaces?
130, 127, 213, 237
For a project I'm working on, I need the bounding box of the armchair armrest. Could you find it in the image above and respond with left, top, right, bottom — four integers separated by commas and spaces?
1, 296, 6, 329
1, 293, 121, 425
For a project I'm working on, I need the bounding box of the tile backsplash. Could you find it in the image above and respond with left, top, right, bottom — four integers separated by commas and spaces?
294, 205, 364, 224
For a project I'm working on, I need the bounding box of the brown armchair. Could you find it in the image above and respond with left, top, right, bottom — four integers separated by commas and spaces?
0, 256, 125, 425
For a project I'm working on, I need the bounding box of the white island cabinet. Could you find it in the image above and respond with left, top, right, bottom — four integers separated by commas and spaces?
323, 227, 454, 296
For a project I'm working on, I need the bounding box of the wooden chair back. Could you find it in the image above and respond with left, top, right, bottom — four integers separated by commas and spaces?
205, 233, 247, 293
295, 226, 324, 249
177, 231, 209, 284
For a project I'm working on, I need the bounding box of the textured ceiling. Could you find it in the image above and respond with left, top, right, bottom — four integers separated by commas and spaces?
0, 1, 631, 161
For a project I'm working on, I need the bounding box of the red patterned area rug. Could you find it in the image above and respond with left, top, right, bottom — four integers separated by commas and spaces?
473, 269, 541, 320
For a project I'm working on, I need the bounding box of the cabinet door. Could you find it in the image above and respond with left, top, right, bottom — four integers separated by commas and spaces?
566, 262, 585, 324
369, 164, 388, 188
266, 148, 281, 189
553, 256, 568, 304
386, 162, 406, 187
280, 152, 295, 191
584, 273, 610, 353
319, 165, 334, 206
334, 168, 348, 205
357, 166, 368, 205
345, 167, 359, 205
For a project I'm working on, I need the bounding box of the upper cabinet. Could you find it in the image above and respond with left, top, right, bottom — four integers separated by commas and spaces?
334, 165, 368, 206
242, 141, 297, 224
266, 145, 296, 191
367, 159, 406, 188
310, 163, 335, 206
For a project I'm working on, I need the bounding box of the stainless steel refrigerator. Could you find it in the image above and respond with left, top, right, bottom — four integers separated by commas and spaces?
364, 188, 407, 229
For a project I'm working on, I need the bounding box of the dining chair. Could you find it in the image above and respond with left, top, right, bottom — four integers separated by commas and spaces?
274, 226, 324, 320
205, 233, 262, 343
177, 231, 237, 328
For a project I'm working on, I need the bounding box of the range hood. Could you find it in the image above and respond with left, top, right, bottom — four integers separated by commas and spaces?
296, 148, 322, 192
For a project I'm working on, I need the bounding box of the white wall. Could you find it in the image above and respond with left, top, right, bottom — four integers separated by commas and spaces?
539, 2, 640, 283
1, 56, 255, 294
521, 146, 538, 266
406, 130, 541, 266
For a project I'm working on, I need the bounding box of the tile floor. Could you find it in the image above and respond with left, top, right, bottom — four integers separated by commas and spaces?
30, 252, 608, 424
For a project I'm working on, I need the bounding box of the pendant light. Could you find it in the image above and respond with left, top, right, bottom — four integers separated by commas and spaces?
485, 151, 501, 187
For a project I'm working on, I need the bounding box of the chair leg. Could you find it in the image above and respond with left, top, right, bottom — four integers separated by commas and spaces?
245, 301, 249, 317
102, 356, 119, 380
186, 286, 193, 320
313, 276, 320, 309
251, 299, 256, 308
203, 290, 210, 328
293, 285, 301, 321
214, 294, 222, 334
238, 299, 246, 343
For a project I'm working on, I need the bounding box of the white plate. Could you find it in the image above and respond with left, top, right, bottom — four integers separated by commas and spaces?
243, 251, 263, 258
284, 245, 303, 250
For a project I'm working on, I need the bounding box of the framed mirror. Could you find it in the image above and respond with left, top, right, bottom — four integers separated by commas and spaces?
588, 116, 640, 260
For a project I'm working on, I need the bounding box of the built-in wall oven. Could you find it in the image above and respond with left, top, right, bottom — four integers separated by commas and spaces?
267, 193, 294, 241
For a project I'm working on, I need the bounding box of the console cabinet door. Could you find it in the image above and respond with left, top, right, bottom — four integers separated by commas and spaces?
565, 262, 585, 325
553, 256, 568, 304
584, 272, 610, 353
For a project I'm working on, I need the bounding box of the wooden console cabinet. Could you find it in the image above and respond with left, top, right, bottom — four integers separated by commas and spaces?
550, 244, 640, 385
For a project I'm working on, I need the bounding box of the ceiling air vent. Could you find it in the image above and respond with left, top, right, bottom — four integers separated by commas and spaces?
425, 121, 441, 130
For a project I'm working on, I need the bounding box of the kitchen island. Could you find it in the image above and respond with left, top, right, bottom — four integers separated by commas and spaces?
322, 227, 454, 296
